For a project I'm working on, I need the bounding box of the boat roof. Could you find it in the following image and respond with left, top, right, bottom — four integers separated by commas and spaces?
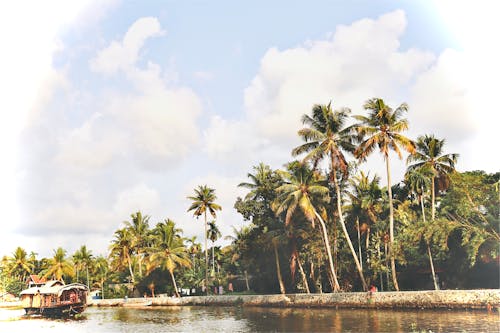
20, 281, 88, 296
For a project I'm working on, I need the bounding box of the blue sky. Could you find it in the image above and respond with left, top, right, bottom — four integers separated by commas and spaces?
0, 1, 498, 258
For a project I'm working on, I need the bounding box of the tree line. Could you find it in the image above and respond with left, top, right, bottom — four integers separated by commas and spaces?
1, 97, 498, 297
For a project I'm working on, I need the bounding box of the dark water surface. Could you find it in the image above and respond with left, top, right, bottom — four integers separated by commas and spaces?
1, 306, 498, 332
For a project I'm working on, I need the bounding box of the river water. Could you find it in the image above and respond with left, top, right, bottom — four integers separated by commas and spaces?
0, 306, 498, 332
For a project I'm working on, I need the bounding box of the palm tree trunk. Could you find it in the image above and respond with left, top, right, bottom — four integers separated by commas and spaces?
297, 256, 310, 294
366, 227, 370, 264
333, 174, 368, 290
377, 244, 383, 291
244, 270, 250, 291
86, 266, 89, 289
314, 210, 341, 291
204, 211, 208, 295
357, 218, 363, 271
212, 243, 215, 276
169, 270, 180, 297
385, 156, 400, 291
126, 253, 135, 285
427, 243, 439, 290
273, 242, 286, 294
431, 175, 436, 221
101, 277, 105, 300
422, 189, 438, 290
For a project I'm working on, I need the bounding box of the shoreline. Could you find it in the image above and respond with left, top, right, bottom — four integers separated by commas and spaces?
87, 289, 499, 311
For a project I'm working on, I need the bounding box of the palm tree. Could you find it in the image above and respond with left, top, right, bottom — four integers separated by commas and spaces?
44, 247, 74, 282
354, 97, 416, 291
292, 102, 367, 290
346, 172, 383, 268
407, 134, 459, 220
187, 185, 222, 294
109, 228, 135, 284
124, 211, 150, 278
73, 245, 93, 288
148, 219, 191, 297
273, 162, 341, 291
7, 247, 33, 282
405, 166, 440, 290
94, 255, 109, 300
207, 221, 222, 277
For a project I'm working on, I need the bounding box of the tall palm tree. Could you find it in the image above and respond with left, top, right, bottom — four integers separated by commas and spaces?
44, 247, 74, 282
94, 255, 108, 300
407, 134, 459, 220
354, 97, 416, 291
73, 245, 93, 288
187, 185, 222, 294
124, 211, 150, 278
207, 220, 222, 277
292, 102, 367, 290
273, 162, 341, 291
148, 219, 191, 297
405, 166, 440, 290
109, 228, 135, 284
346, 172, 383, 268
7, 247, 33, 282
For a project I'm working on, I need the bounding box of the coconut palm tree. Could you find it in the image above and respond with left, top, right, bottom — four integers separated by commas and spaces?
346, 172, 383, 268
124, 211, 150, 278
7, 247, 33, 282
73, 245, 93, 288
94, 255, 108, 300
405, 166, 440, 290
207, 220, 222, 276
273, 162, 340, 291
44, 247, 74, 282
292, 102, 367, 290
109, 228, 135, 284
354, 97, 416, 291
187, 185, 222, 294
407, 134, 459, 220
148, 219, 191, 297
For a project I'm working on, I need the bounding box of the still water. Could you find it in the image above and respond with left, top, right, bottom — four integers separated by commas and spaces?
0, 306, 498, 332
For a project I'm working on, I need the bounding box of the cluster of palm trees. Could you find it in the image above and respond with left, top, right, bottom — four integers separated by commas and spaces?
1, 97, 498, 296
230, 97, 477, 293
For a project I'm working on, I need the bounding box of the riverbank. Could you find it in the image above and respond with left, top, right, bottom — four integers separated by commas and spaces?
89, 289, 499, 310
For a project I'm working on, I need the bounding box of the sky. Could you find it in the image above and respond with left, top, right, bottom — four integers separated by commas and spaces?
0, 1, 498, 259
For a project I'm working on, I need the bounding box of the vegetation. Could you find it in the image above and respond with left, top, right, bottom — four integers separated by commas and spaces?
1, 97, 498, 297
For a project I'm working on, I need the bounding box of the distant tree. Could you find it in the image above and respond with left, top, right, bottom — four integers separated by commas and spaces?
148, 219, 191, 297
44, 247, 74, 282
207, 221, 222, 277
188, 185, 222, 294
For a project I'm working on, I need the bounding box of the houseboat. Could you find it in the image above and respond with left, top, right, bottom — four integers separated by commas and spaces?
20, 280, 89, 316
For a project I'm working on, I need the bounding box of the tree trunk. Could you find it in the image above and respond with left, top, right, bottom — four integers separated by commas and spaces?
297, 256, 310, 294
333, 174, 368, 291
357, 218, 363, 271
366, 226, 371, 264
244, 270, 250, 291
385, 156, 400, 291
86, 266, 90, 289
101, 277, 105, 300
212, 243, 215, 276
314, 210, 341, 291
169, 270, 180, 297
431, 175, 436, 221
204, 211, 208, 295
378, 244, 383, 291
126, 253, 135, 285
427, 243, 439, 290
273, 242, 286, 294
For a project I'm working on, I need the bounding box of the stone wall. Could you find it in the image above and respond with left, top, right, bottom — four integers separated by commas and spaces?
90, 289, 500, 310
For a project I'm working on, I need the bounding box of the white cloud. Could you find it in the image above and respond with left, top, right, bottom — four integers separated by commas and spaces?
244, 10, 434, 142
90, 17, 165, 74
112, 183, 162, 218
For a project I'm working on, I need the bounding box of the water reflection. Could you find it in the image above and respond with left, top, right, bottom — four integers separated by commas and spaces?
0, 306, 498, 332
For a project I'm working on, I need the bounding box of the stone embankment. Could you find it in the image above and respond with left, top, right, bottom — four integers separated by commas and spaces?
89, 289, 500, 310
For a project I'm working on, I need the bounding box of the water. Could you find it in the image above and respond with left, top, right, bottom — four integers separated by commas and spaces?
0, 306, 498, 332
